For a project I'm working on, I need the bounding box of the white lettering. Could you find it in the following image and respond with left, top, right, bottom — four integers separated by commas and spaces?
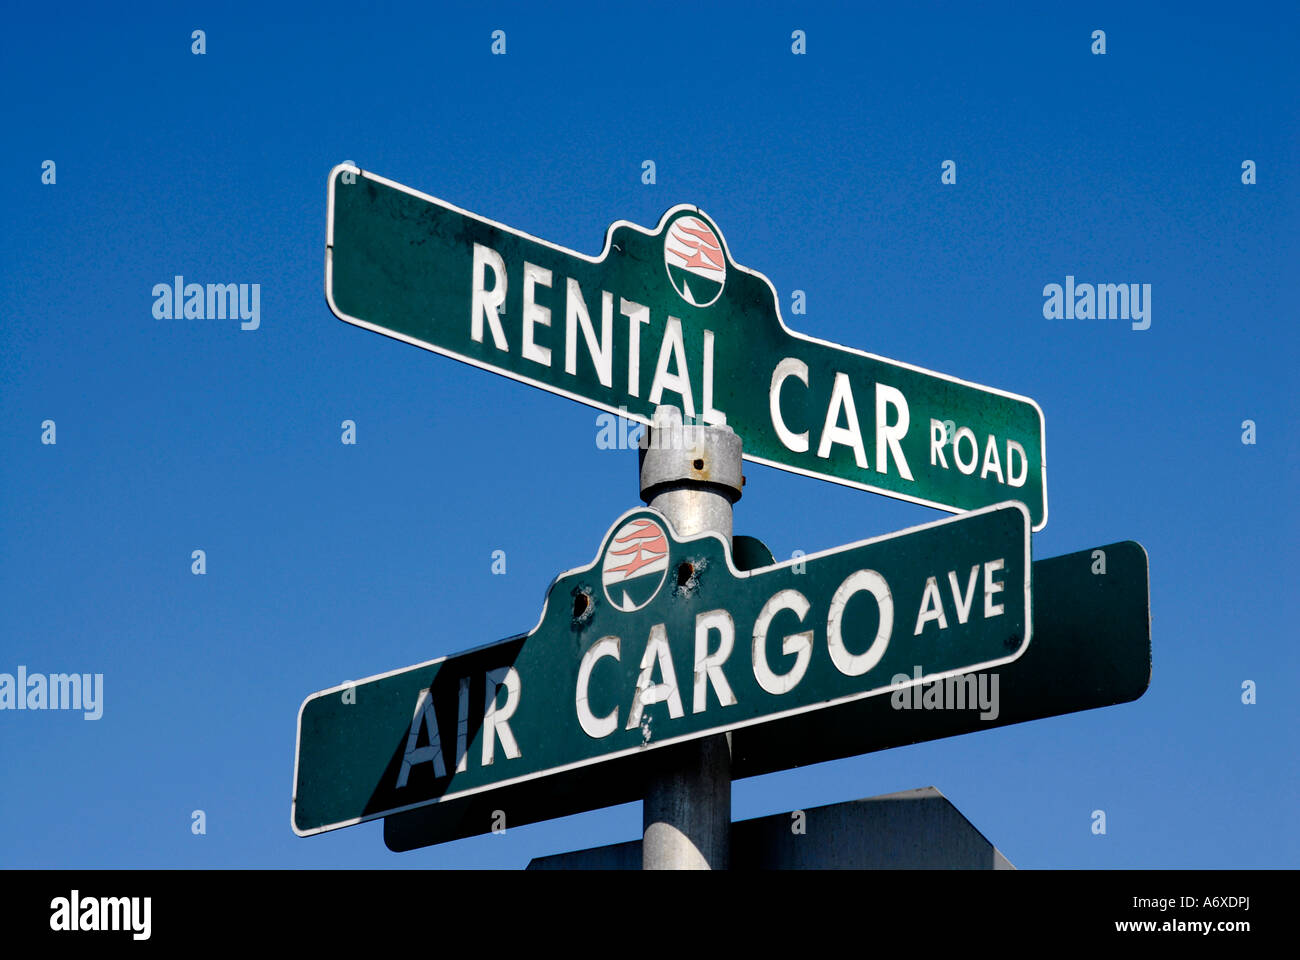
575, 636, 620, 738
913, 577, 949, 635
693, 610, 737, 713
621, 299, 650, 397
564, 280, 613, 386
752, 589, 813, 695
826, 569, 893, 676
626, 625, 685, 729
648, 316, 695, 417
952, 427, 978, 475
470, 243, 509, 351
874, 383, 913, 480
396, 688, 446, 786
817, 372, 867, 468
521, 261, 553, 366
983, 559, 1005, 618
770, 357, 810, 453
482, 667, 522, 765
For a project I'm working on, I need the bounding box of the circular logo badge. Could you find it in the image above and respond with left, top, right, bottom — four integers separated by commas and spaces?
601, 517, 670, 612
663, 213, 726, 307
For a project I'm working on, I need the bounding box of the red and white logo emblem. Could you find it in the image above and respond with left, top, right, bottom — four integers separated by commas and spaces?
664, 213, 726, 307
601, 517, 670, 612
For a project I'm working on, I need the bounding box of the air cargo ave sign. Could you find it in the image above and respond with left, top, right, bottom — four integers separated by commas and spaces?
292, 502, 1030, 836
325, 166, 1048, 529
385, 536, 1148, 851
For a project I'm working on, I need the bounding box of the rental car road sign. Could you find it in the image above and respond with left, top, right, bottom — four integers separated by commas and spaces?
325, 165, 1048, 529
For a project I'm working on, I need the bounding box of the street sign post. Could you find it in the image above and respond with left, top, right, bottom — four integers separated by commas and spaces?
382, 537, 1148, 852
292, 501, 1031, 838
527, 788, 1017, 870
325, 165, 1048, 529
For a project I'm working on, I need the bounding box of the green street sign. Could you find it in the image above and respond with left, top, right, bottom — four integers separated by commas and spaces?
325, 166, 1048, 529
384, 538, 1149, 852
292, 501, 1031, 837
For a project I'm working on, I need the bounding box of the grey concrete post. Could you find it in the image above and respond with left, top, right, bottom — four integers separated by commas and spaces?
638, 405, 742, 870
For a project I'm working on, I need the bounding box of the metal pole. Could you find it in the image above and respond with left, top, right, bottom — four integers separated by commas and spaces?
638, 405, 742, 870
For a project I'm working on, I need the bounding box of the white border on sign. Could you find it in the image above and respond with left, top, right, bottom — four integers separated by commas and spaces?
322, 164, 1049, 531
290, 500, 1032, 837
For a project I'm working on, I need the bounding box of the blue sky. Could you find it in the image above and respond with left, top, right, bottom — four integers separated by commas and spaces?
1, 1, 1296, 869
